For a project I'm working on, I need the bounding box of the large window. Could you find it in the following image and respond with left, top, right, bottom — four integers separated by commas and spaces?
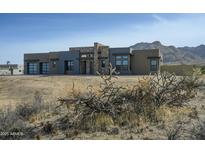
67, 60, 74, 71
115, 55, 128, 71
150, 59, 158, 71
28, 63, 37, 74
41, 63, 49, 74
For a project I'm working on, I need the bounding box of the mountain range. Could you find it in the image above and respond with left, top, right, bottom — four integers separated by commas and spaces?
130, 41, 205, 65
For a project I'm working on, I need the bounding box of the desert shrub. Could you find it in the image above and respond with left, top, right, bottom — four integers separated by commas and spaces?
193, 65, 205, 75
119, 72, 203, 123
188, 107, 199, 119
192, 121, 205, 139
57, 64, 203, 133
33, 91, 43, 111
42, 121, 55, 135
54, 115, 74, 131
132, 72, 202, 107
165, 121, 184, 140
16, 91, 43, 120
93, 112, 114, 131
200, 66, 205, 74
0, 91, 58, 139
74, 112, 114, 132
16, 103, 38, 120
0, 106, 26, 140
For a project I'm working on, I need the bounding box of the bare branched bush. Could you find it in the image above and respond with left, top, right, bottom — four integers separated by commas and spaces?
130, 72, 202, 107
56, 64, 203, 134
130, 72, 203, 122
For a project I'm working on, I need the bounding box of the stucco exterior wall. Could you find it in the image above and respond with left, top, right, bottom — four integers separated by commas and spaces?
24, 51, 79, 75
58, 51, 80, 74
131, 49, 160, 75
24, 43, 161, 75
48, 52, 60, 74
24, 53, 49, 74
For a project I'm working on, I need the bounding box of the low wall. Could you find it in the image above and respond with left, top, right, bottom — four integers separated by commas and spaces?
160, 64, 194, 76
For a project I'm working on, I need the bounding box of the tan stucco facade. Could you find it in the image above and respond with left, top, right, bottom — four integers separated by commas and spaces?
131, 49, 161, 75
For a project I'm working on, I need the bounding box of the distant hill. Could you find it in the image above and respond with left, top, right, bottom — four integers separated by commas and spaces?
130, 41, 205, 65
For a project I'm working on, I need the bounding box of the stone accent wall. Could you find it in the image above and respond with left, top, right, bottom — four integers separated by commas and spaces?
86, 60, 91, 74
93, 43, 100, 74
69, 43, 109, 74
98, 46, 109, 73
70, 46, 95, 74
93, 43, 109, 74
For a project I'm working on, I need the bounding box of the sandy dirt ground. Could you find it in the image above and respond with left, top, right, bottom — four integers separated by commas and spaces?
0, 75, 140, 108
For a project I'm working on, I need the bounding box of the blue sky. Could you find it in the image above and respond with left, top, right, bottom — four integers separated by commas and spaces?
0, 13, 205, 64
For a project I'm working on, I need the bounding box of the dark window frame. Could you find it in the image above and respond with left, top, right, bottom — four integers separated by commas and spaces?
41, 63, 49, 74
150, 59, 158, 72
67, 60, 74, 72
28, 63, 38, 74
115, 55, 128, 71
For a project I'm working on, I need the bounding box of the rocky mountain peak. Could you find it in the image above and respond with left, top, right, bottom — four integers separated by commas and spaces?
152, 41, 162, 46
130, 41, 205, 65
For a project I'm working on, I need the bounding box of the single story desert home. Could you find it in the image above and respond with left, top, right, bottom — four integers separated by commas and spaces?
24, 42, 161, 75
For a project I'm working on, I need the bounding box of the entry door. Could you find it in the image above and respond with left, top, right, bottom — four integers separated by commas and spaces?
90, 61, 94, 74
64, 61, 68, 74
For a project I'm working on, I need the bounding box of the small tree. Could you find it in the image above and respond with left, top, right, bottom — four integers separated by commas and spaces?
9, 66, 14, 75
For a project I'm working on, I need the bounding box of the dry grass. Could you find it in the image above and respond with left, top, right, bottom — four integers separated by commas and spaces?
0, 75, 138, 108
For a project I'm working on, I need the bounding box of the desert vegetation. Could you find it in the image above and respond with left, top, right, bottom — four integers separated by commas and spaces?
0, 65, 205, 139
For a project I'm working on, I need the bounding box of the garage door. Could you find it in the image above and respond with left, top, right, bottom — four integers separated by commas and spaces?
28, 63, 38, 74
